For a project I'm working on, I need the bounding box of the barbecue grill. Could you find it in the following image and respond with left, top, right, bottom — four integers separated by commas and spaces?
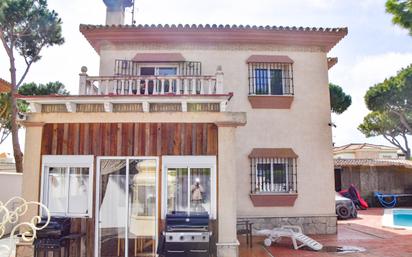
163, 211, 211, 257
34, 217, 72, 257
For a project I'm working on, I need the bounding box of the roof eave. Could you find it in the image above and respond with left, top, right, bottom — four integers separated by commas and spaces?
79, 24, 348, 54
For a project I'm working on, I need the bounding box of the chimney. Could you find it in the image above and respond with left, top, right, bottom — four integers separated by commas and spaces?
103, 0, 133, 25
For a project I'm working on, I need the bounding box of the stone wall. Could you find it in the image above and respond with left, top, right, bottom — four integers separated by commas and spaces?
238, 215, 337, 235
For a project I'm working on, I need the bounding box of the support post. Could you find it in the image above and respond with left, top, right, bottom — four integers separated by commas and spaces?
79, 66, 88, 95
216, 124, 239, 257
21, 122, 44, 222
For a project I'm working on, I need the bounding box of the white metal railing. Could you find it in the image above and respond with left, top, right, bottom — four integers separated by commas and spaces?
79, 66, 224, 96
0, 197, 50, 257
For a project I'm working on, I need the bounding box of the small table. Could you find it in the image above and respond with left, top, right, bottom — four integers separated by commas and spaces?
237, 220, 253, 248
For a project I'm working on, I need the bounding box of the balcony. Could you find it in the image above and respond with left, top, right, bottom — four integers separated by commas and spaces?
19, 66, 232, 113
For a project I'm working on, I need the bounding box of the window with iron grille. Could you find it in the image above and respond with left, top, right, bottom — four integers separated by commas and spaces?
250, 157, 297, 194
248, 63, 294, 95
114, 59, 202, 76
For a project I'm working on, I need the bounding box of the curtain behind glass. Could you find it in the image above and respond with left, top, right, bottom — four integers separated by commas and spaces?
100, 159, 127, 205
47, 167, 67, 213
68, 167, 89, 214
167, 168, 188, 213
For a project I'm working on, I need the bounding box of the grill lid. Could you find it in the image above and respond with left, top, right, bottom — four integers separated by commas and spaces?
166, 211, 209, 231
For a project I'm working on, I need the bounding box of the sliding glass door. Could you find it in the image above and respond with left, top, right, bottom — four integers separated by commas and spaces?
96, 157, 158, 257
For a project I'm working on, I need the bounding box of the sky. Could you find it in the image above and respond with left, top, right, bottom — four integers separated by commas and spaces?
1, 0, 412, 154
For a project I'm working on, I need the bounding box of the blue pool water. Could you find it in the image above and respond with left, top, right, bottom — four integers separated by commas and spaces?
393, 210, 412, 227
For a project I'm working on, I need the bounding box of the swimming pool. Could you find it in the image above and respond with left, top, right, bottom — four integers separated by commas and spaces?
382, 208, 412, 229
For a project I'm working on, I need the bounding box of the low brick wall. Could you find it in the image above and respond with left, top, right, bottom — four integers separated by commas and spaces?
238, 215, 337, 235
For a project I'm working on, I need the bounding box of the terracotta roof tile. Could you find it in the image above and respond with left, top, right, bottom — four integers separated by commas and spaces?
0, 78, 11, 93
334, 159, 412, 169
249, 148, 298, 158
80, 23, 348, 53
246, 55, 294, 64
334, 143, 399, 152
79, 23, 348, 33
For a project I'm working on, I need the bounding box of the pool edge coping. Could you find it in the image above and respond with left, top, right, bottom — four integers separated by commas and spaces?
382, 208, 412, 230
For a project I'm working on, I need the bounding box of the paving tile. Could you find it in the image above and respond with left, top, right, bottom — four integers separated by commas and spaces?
239, 208, 412, 257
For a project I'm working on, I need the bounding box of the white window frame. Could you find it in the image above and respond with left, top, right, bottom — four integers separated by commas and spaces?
138, 63, 179, 76
40, 155, 94, 217
255, 161, 289, 193
161, 156, 217, 219
94, 156, 159, 257
253, 157, 296, 194
253, 67, 286, 95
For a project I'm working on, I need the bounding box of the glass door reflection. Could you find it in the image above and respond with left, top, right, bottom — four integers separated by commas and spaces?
97, 158, 157, 257
166, 167, 211, 215
128, 159, 157, 256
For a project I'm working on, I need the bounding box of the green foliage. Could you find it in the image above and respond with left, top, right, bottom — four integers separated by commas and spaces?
364, 65, 412, 132
0, 93, 28, 144
18, 81, 69, 95
360, 65, 412, 158
0, 82, 68, 144
359, 111, 405, 138
329, 83, 352, 114
0, 0, 64, 66
386, 0, 412, 35
0, 0, 64, 172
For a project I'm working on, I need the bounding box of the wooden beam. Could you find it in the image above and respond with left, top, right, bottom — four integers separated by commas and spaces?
25, 112, 247, 126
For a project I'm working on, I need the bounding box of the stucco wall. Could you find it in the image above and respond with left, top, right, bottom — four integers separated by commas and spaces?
0, 172, 22, 234
97, 43, 335, 218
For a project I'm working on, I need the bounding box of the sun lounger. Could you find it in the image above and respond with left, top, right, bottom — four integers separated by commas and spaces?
374, 192, 412, 208
255, 225, 323, 251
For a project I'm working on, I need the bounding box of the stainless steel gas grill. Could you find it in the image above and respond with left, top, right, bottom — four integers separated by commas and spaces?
164, 212, 211, 257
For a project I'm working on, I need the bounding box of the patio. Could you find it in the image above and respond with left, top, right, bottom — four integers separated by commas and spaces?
239, 208, 412, 257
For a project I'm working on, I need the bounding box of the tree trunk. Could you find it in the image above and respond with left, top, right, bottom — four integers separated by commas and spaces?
9, 52, 24, 173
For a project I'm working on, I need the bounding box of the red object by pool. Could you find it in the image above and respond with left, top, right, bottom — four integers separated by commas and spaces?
340, 185, 368, 209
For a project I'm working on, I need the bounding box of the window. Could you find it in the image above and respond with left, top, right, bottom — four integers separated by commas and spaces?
250, 156, 297, 194
41, 155, 94, 217
166, 167, 211, 214
248, 62, 294, 95
254, 68, 283, 95
162, 156, 216, 219
140, 66, 177, 76
139, 65, 178, 95
114, 59, 202, 77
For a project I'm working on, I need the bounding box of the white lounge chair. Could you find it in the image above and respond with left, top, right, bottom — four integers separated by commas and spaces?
256, 225, 323, 251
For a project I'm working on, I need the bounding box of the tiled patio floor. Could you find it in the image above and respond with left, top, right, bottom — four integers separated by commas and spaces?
239, 208, 412, 257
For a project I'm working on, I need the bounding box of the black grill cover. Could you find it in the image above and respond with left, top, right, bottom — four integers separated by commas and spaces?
36, 216, 71, 239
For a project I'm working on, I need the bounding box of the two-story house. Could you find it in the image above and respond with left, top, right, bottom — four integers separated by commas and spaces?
18, 1, 347, 256
334, 143, 404, 159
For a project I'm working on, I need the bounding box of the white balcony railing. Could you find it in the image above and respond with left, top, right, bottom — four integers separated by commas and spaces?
79, 66, 224, 96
